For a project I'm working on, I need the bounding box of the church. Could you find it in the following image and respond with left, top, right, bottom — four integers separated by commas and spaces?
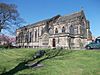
16, 10, 92, 49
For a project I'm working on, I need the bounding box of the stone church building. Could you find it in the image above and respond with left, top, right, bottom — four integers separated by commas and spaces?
16, 10, 92, 49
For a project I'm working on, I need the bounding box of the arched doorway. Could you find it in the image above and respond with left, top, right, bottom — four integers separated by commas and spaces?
52, 38, 56, 47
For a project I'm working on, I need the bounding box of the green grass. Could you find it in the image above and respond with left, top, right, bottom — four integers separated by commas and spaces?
0, 48, 37, 73
0, 48, 100, 75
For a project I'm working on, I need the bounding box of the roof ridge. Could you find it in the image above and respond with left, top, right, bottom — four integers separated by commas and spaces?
63, 10, 83, 17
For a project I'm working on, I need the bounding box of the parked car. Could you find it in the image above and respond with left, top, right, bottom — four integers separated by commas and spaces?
85, 37, 100, 49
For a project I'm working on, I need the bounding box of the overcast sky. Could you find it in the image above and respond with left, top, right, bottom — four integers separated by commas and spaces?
0, 0, 100, 37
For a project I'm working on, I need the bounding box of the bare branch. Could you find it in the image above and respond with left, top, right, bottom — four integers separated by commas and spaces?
0, 3, 25, 35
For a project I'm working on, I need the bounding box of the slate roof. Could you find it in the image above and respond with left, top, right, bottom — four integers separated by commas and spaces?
18, 19, 49, 30
17, 10, 84, 30
57, 10, 84, 23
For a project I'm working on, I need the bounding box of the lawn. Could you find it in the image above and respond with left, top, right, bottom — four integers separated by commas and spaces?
0, 48, 100, 75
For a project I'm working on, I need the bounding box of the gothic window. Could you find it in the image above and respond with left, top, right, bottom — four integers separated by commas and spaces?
18, 32, 23, 43
41, 27, 43, 35
81, 25, 87, 38
28, 32, 30, 42
49, 28, 53, 34
25, 32, 29, 43
74, 26, 78, 34
35, 30, 37, 41
17, 35, 20, 43
38, 28, 39, 37
18, 35, 20, 43
69, 25, 74, 34
21, 32, 24, 43
23, 34, 26, 43
19, 33, 21, 43
62, 26, 65, 33
55, 28, 58, 33
18, 33, 20, 43
31, 32, 33, 42
29, 32, 32, 42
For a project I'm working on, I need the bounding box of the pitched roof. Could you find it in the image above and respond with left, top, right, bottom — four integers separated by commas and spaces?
18, 15, 61, 30
57, 10, 84, 23
17, 10, 84, 30
18, 19, 49, 29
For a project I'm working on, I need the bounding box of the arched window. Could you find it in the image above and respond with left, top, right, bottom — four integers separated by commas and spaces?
35, 30, 37, 41
62, 26, 65, 33
25, 32, 29, 43
31, 29, 34, 42
55, 28, 58, 33
74, 26, 78, 34
29, 32, 32, 42
49, 28, 53, 34
69, 25, 74, 34
19, 32, 24, 43
41, 27, 43, 35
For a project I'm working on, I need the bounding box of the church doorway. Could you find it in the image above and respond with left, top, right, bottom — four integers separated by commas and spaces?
52, 38, 56, 47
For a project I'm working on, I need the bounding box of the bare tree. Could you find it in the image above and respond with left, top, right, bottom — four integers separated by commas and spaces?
0, 3, 24, 34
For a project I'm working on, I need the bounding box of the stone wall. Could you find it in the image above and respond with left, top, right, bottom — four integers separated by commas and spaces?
16, 10, 92, 49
